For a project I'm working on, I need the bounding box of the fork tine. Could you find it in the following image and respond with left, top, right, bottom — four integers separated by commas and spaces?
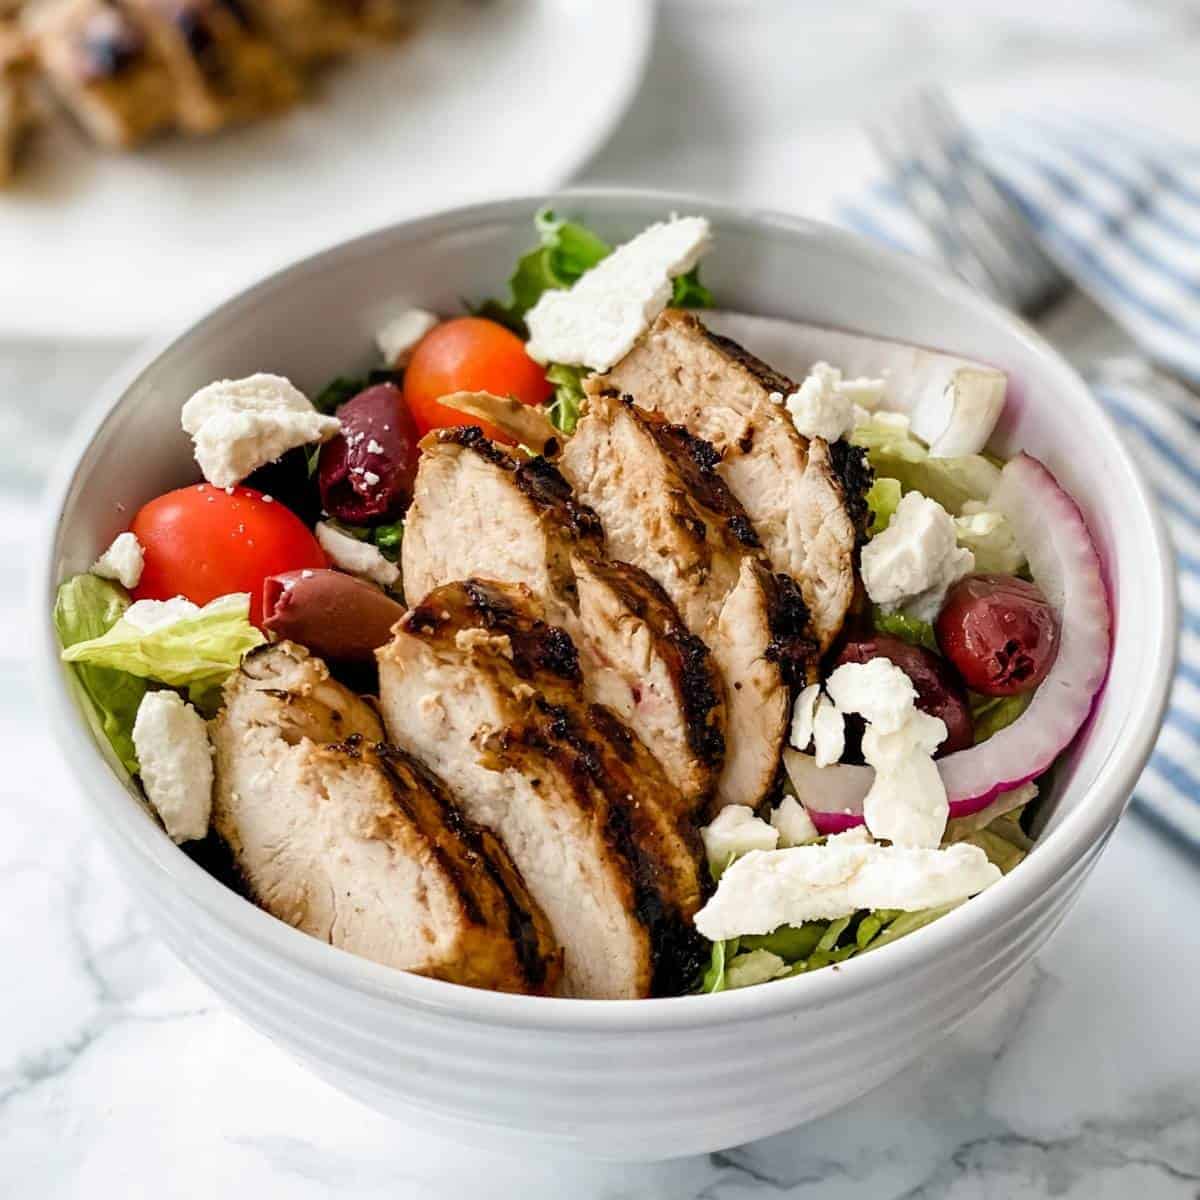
869, 87, 1071, 315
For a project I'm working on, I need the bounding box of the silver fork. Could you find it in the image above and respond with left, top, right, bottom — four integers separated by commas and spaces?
866, 87, 1199, 403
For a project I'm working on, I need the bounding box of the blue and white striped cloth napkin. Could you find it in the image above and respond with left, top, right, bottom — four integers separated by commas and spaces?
837, 117, 1200, 846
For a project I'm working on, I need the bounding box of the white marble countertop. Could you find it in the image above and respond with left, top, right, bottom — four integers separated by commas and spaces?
5, 1, 1200, 1194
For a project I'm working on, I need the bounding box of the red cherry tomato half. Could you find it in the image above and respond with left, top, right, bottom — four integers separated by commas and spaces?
403, 316, 553, 444
131, 485, 326, 627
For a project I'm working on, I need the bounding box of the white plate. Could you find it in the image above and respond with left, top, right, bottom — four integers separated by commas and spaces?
0, 0, 653, 338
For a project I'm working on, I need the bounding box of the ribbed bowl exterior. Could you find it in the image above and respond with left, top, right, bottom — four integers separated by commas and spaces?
37, 194, 1175, 1162
106, 815, 1100, 1159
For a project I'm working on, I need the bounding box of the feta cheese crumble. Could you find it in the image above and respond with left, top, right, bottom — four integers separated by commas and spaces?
811, 695, 845, 767
701, 804, 778, 869
132, 690, 213, 843
824, 659, 949, 848
181, 373, 340, 489
860, 491, 975, 622
694, 842, 1000, 939
91, 531, 144, 590
524, 216, 712, 372
375, 308, 438, 367
784, 362, 885, 442
123, 592, 247, 633
315, 522, 400, 589
788, 682, 820, 752
770, 796, 819, 848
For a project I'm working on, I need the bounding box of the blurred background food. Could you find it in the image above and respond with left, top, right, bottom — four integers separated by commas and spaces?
1, 0, 425, 177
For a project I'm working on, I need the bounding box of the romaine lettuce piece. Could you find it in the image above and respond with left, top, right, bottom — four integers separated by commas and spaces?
955, 509, 1025, 574
61, 592, 263, 695
54, 574, 147, 774
866, 476, 902, 535
851, 415, 1000, 515
871, 607, 939, 652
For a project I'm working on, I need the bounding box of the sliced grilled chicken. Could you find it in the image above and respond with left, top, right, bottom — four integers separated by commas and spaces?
591, 308, 872, 652
33, 0, 175, 148
124, 0, 299, 134
212, 642, 560, 994
559, 388, 813, 809
377, 580, 708, 999
402, 426, 724, 809
0, 25, 34, 182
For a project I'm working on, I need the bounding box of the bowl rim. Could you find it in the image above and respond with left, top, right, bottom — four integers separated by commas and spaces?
34, 188, 1179, 1032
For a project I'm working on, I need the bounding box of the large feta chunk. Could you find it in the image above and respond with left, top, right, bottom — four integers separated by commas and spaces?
826, 658, 916, 734
132, 690, 213, 843
181, 373, 340, 489
376, 308, 438, 367
770, 796, 819, 848
860, 490, 974, 622
785, 361, 884, 442
91, 531, 144, 590
524, 216, 712, 371
694, 842, 1000, 939
701, 804, 779, 870
315, 522, 400, 589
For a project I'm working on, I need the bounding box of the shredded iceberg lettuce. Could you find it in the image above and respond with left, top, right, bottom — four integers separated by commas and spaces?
61, 592, 263, 700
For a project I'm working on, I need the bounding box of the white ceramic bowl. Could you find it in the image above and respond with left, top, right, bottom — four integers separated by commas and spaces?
36, 192, 1176, 1161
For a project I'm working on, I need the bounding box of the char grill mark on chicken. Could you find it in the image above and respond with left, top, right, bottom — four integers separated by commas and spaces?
558, 388, 808, 810
591, 308, 872, 653
377, 581, 707, 999
211, 642, 560, 994
401, 425, 724, 810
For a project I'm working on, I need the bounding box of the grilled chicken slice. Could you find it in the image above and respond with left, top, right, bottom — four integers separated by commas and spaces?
402, 426, 724, 810
591, 309, 872, 652
0, 25, 34, 182
377, 580, 707, 999
559, 389, 813, 810
212, 642, 560, 994
124, 0, 298, 134
33, 0, 175, 148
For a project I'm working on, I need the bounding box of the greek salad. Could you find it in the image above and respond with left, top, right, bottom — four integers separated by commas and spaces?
53, 210, 1111, 999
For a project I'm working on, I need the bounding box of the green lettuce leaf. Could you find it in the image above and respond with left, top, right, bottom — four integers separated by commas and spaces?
53, 575, 147, 774
701, 937, 739, 993
955, 510, 1025, 574
62, 593, 264, 694
545, 363, 587, 436
871, 607, 939, 652
326, 518, 404, 563
850, 416, 1000, 515
970, 691, 1032, 743
866, 476, 902, 535
476, 207, 715, 335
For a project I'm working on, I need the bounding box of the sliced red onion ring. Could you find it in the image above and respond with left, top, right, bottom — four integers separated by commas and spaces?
784, 453, 1111, 827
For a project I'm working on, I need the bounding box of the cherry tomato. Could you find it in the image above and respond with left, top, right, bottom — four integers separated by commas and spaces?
403, 316, 553, 444
131, 485, 326, 627
935, 573, 1060, 696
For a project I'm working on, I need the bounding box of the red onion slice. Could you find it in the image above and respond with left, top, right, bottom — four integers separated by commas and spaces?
784, 453, 1111, 827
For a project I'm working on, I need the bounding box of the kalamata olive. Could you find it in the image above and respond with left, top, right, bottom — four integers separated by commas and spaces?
318, 383, 419, 524
835, 633, 974, 755
936, 573, 1060, 696
263, 569, 405, 662
244, 447, 322, 526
